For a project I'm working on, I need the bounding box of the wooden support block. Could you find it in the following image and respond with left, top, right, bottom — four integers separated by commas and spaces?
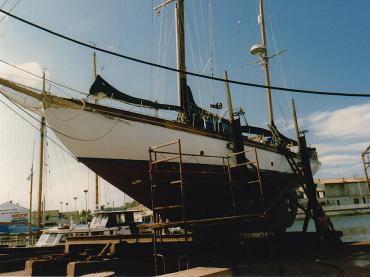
25, 258, 68, 276
67, 260, 117, 277
158, 267, 232, 277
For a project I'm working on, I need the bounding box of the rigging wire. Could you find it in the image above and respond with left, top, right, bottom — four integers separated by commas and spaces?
1, 8, 369, 97
207, 0, 217, 106
185, 20, 203, 105
160, 14, 174, 103
50, 139, 69, 196
0, 0, 20, 24
153, 2, 165, 102
265, 3, 293, 137
0, 95, 78, 161
0, 58, 89, 96
190, 0, 205, 106
1, 88, 120, 142
150, 0, 154, 102
0, 0, 9, 10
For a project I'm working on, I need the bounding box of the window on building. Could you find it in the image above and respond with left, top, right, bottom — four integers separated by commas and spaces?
362, 197, 366, 204
354, 198, 359, 204
337, 200, 340, 206
318, 191, 325, 198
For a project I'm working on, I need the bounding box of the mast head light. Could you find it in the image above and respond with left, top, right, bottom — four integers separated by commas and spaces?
250, 44, 267, 57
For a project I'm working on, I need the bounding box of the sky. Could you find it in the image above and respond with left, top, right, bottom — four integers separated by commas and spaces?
0, 0, 369, 211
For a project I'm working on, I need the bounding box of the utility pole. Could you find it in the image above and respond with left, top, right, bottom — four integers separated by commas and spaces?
73, 196, 77, 212
37, 70, 46, 228
59, 201, 63, 224
84, 189, 88, 211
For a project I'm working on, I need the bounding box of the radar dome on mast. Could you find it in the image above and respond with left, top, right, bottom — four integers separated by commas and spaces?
250, 44, 267, 57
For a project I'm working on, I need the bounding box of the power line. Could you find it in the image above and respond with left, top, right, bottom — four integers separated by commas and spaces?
0, 8, 369, 98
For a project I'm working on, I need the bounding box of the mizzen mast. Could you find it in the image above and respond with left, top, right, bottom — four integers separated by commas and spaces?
251, 0, 274, 125
259, 0, 274, 124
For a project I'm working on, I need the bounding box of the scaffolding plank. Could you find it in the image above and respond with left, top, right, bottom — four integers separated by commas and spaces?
154, 205, 183, 211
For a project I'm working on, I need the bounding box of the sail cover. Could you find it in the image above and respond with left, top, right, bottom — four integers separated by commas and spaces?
89, 75, 181, 111
89, 75, 213, 118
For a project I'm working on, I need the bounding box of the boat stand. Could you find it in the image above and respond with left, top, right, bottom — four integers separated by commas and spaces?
269, 124, 337, 237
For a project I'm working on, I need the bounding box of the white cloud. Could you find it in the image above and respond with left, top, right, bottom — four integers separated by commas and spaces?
0, 62, 50, 88
307, 102, 370, 141
257, 102, 369, 178
319, 154, 360, 166
303, 102, 370, 178
315, 142, 368, 156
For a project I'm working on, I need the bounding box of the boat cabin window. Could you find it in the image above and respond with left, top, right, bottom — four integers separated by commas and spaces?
141, 215, 152, 223
90, 214, 109, 228
107, 213, 134, 227
60, 235, 66, 243
107, 214, 118, 227
36, 234, 48, 245
90, 212, 135, 228
46, 233, 58, 244
125, 212, 134, 223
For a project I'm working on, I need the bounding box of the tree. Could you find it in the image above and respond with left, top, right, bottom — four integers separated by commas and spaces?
79, 209, 92, 223
123, 200, 140, 209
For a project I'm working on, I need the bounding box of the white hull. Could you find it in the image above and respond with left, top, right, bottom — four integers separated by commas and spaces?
44, 107, 320, 175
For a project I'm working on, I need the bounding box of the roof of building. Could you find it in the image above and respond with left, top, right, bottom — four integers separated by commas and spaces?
0, 201, 28, 212
315, 177, 368, 185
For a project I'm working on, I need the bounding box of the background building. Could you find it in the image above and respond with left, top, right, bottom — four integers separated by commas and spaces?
0, 201, 29, 233
316, 177, 369, 206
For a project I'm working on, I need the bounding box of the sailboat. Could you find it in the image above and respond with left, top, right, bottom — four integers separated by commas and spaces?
0, 0, 320, 231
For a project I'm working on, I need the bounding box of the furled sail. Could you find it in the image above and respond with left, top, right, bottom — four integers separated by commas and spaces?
89, 75, 215, 118
89, 75, 181, 112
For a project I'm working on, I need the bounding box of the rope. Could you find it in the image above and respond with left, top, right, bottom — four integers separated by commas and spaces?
0, 8, 369, 97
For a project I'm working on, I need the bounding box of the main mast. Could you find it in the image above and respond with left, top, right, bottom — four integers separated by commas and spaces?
175, 0, 187, 117
154, 0, 187, 119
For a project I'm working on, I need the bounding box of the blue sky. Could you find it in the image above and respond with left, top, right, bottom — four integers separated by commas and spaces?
0, 0, 369, 210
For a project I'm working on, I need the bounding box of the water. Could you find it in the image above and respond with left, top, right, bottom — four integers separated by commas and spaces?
288, 214, 370, 242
